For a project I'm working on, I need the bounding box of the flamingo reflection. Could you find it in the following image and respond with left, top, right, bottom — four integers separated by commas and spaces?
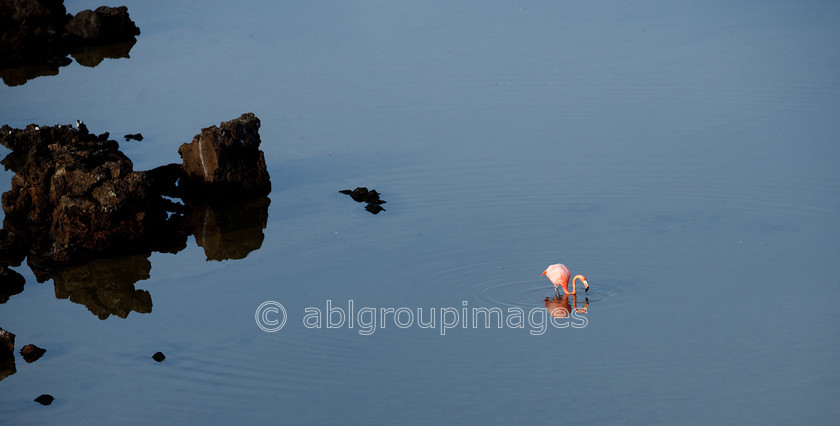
544, 293, 589, 318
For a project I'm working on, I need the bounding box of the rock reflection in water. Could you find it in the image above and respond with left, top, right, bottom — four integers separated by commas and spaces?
0, 265, 25, 303
13, 196, 271, 319
0, 195, 271, 319
37, 254, 153, 320
187, 196, 271, 261
0, 39, 137, 86
0, 59, 70, 87
69, 38, 137, 68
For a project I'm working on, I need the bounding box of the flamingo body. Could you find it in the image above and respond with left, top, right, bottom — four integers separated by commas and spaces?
542, 263, 589, 295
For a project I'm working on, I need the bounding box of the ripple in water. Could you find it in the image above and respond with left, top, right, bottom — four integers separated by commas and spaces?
417, 257, 629, 312
472, 277, 619, 309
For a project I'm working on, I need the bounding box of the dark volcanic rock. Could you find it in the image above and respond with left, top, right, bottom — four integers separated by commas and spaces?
152, 351, 165, 362
0, 219, 30, 266
123, 133, 143, 142
340, 187, 382, 204
21, 344, 46, 363
0, 0, 69, 66
64, 6, 139, 42
0, 265, 25, 303
0, 123, 181, 267
178, 113, 271, 198
0, 327, 13, 358
34, 394, 54, 405
0, 327, 15, 381
0, 116, 272, 315
340, 187, 387, 215
0, 0, 140, 85
145, 162, 184, 199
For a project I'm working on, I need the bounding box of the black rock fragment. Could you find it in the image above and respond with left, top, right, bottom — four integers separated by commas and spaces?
339, 187, 387, 215
20, 344, 46, 363
34, 394, 54, 405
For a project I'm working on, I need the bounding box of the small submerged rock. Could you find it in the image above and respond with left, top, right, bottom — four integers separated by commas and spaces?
339, 187, 387, 215
341, 187, 383, 204
123, 133, 143, 142
20, 344, 46, 363
152, 351, 165, 362
34, 394, 54, 405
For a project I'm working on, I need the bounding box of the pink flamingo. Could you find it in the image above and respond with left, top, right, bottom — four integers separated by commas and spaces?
542, 263, 589, 295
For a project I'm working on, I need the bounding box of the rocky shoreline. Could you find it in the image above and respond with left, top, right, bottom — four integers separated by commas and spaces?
0, 113, 271, 272
0, 0, 141, 85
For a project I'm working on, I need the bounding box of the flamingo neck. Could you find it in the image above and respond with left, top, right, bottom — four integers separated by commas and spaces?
569, 275, 586, 294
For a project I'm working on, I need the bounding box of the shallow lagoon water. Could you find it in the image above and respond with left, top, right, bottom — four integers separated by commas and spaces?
1, 0, 839, 423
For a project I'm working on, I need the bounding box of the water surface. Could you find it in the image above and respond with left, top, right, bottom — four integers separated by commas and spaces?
1, 0, 839, 424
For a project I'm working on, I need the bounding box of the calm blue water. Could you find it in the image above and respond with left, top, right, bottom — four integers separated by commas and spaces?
1, 0, 839, 424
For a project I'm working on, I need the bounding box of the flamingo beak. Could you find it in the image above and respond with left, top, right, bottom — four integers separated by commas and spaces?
583, 280, 589, 292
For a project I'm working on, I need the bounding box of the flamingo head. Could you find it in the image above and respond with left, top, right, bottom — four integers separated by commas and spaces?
580, 276, 589, 292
